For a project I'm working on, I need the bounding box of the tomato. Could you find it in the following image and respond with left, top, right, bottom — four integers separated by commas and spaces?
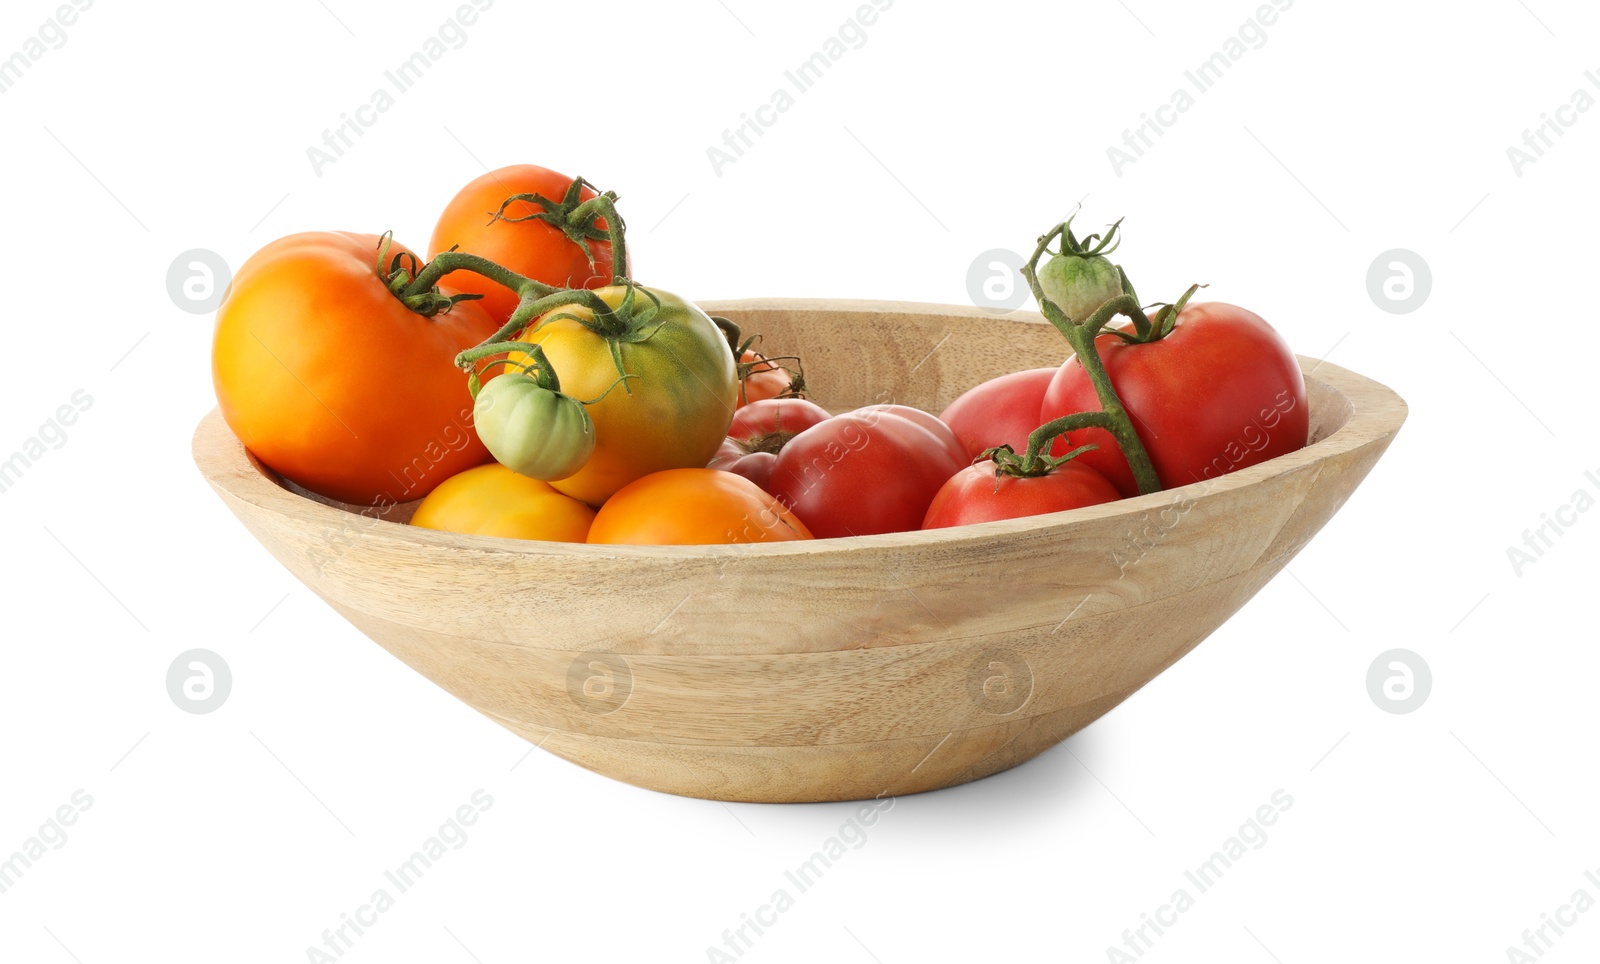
411, 463, 595, 542
923, 459, 1121, 528
472, 372, 595, 481
738, 348, 800, 407
709, 393, 831, 492
1038, 246, 1123, 321
727, 397, 831, 444
939, 367, 1059, 462
708, 440, 778, 491
1040, 302, 1307, 497
766, 406, 968, 538
512, 286, 737, 506
855, 404, 970, 467
587, 469, 812, 545
212, 232, 497, 506
428, 164, 618, 325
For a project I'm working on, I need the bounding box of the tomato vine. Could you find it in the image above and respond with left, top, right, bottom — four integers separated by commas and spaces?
1020, 216, 1202, 497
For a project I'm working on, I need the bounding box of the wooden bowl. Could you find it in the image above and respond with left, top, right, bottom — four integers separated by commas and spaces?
193, 299, 1406, 803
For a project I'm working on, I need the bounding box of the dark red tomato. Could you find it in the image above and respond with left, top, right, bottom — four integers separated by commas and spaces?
923, 459, 1121, 528
711, 398, 833, 492
1040, 302, 1308, 496
767, 406, 967, 538
727, 398, 831, 443
708, 440, 777, 491
939, 367, 1059, 462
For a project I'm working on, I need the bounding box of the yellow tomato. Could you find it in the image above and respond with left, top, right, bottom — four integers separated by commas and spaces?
410, 463, 594, 541
513, 286, 736, 506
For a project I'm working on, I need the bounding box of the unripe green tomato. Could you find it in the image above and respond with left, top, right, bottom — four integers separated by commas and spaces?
1038, 253, 1123, 321
473, 374, 596, 482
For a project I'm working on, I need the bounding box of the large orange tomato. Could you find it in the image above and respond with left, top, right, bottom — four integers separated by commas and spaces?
513, 286, 737, 506
212, 232, 496, 505
587, 469, 812, 545
428, 165, 619, 325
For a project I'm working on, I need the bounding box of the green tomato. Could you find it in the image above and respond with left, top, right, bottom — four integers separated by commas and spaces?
473, 374, 596, 482
1038, 252, 1123, 322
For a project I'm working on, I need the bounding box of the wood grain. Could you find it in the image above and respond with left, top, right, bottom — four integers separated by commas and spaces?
193, 298, 1407, 802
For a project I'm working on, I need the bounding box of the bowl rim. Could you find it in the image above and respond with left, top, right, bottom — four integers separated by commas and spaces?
193, 299, 1407, 560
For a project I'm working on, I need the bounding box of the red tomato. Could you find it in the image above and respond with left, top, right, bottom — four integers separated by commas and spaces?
427, 164, 619, 325
711, 397, 833, 492
939, 367, 1059, 462
767, 406, 967, 538
855, 404, 970, 467
727, 398, 831, 443
707, 441, 777, 491
1040, 302, 1307, 496
922, 459, 1121, 528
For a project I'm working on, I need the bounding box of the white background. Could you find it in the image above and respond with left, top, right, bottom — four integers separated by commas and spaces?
1, 0, 1596, 961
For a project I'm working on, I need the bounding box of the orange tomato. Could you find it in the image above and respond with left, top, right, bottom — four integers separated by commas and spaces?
212, 232, 496, 506
410, 463, 594, 541
587, 469, 812, 545
737, 348, 798, 407
428, 164, 619, 325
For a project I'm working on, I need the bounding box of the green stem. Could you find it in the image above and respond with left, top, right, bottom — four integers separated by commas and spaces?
567, 190, 629, 284
1022, 225, 1074, 337
404, 251, 556, 304
1060, 324, 1162, 496
1020, 219, 1165, 497
1021, 411, 1117, 463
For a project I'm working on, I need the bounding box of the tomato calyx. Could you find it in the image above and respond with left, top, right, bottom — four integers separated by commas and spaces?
727, 415, 806, 457
981, 440, 1098, 480
373, 232, 487, 318
486, 175, 630, 280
